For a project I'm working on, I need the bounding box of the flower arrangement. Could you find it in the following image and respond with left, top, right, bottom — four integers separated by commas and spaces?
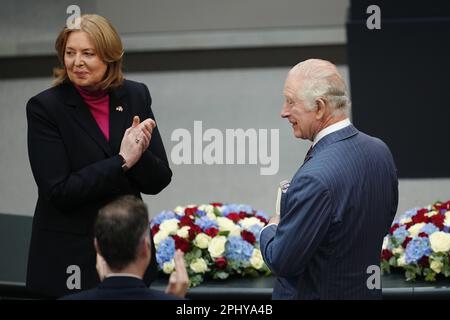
381, 200, 450, 281
150, 203, 271, 287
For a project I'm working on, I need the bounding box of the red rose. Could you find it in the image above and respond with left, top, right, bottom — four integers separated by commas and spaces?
418, 256, 429, 267
239, 211, 248, 219
179, 215, 194, 227
430, 214, 445, 230
412, 211, 429, 224
215, 257, 228, 270
402, 237, 412, 248
188, 224, 202, 240
227, 213, 241, 223
211, 202, 223, 207
256, 216, 268, 225
390, 223, 400, 234
381, 249, 393, 261
205, 227, 219, 238
404, 221, 414, 229
418, 232, 428, 238
173, 235, 190, 253
184, 207, 198, 216
151, 225, 160, 236
241, 230, 256, 244
417, 208, 429, 215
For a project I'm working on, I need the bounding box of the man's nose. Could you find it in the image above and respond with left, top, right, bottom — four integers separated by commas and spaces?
281, 104, 289, 118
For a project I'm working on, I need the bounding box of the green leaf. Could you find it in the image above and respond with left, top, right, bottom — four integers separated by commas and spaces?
218, 230, 230, 237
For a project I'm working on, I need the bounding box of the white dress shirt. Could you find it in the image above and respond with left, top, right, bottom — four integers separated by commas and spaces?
312, 118, 351, 147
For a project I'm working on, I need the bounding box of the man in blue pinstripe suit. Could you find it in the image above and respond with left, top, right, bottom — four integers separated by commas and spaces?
259, 59, 398, 299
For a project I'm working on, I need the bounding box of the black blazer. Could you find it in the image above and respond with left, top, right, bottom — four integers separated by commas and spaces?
26, 80, 172, 298
61, 276, 182, 300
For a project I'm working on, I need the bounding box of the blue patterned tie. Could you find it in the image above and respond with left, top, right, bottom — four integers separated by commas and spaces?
303, 146, 313, 164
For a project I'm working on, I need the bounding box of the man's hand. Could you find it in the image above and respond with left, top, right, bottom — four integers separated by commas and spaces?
165, 250, 189, 298
268, 215, 280, 225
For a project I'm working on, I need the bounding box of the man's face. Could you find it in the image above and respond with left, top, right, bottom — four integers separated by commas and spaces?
281, 74, 318, 141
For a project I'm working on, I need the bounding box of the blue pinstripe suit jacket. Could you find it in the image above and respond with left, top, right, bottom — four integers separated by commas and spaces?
260, 125, 398, 299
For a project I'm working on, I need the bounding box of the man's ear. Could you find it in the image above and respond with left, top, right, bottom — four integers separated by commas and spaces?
94, 238, 100, 254
315, 98, 327, 120
140, 235, 151, 258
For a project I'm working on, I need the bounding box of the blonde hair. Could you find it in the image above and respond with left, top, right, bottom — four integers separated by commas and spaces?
53, 14, 124, 90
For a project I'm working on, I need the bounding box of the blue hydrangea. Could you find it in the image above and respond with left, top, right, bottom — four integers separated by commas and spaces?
222, 204, 253, 216
421, 223, 439, 235
221, 204, 241, 215
196, 210, 206, 217
247, 224, 263, 241
444, 226, 450, 233
393, 226, 409, 244
156, 237, 175, 268
256, 210, 269, 221
151, 210, 177, 227
405, 237, 432, 264
195, 216, 219, 231
225, 236, 254, 263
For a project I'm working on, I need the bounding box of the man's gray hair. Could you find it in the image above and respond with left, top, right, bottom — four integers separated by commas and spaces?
292, 59, 351, 116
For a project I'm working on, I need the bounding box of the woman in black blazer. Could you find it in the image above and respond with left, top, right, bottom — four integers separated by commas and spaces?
26, 14, 172, 298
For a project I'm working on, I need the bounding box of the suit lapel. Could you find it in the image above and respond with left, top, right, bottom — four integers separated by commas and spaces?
108, 87, 130, 154
64, 83, 112, 156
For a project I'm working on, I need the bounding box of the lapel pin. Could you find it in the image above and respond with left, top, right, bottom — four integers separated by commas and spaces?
115, 106, 123, 112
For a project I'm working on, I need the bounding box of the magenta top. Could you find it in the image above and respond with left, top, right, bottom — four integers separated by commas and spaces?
75, 85, 110, 141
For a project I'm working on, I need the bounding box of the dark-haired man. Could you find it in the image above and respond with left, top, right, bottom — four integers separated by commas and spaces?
62, 195, 188, 299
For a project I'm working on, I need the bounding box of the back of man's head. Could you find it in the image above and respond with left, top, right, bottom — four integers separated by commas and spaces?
95, 195, 149, 271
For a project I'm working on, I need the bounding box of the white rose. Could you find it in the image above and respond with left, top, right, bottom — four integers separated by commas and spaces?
400, 217, 412, 224
430, 260, 443, 274
198, 204, 215, 216
162, 260, 174, 274
190, 258, 208, 274
229, 225, 241, 237
206, 212, 217, 221
173, 206, 185, 215
217, 217, 236, 232
429, 231, 450, 253
208, 236, 227, 258
426, 210, 438, 217
250, 249, 264, 270
397, 254, 406, 267
240, 217, 265, 230
444, 211, 450, 227
176, 226, 190, 239
382, 237, 389, 250
194, 233, 211, 249
159, 219, 179, 235
392, 246, 404, 255
408, 222, 426, 237
153, 230, 169, 248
